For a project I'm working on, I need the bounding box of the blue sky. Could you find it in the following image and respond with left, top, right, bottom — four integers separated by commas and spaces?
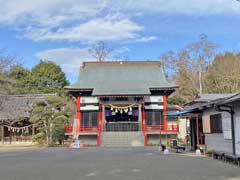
0, 0, 240, 83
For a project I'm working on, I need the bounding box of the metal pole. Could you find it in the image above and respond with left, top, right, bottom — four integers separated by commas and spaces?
230, 109, 236, 155
196, 114, 199, 146
166, 132, 168, 147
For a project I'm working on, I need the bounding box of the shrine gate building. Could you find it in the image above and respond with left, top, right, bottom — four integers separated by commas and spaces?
64, 61, 179, 146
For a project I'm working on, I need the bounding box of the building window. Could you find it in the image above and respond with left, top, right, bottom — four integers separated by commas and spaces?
210, 114, 223, 133
146, 111, 162, 125
81, 111, 98, 127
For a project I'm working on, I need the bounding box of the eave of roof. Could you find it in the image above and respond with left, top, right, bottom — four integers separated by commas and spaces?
0, 94, 56, 121
65, 61, 177, 96
217, 93, 240, 105
184, 93, 240, 112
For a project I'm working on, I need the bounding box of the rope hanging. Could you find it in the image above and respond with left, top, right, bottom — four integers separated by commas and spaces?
108, 104, 135, 114
4, 124, 32, 134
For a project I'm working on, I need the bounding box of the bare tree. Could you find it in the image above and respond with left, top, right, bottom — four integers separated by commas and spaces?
0, 50, 17, 73
160, 34, 217, 104
0, 49, 20, 94
187, 34, 217, 93
114, 55, 130, 61
88, 41, 113, 62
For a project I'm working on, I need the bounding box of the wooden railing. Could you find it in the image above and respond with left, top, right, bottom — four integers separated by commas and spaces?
145, 125, 164, 132
79, 126, 98, 132
65, 124, 179, 133
65, 125, 73, 133
105, 122, 139, 132
145, 124, 179, 132
64, 125, 98, 133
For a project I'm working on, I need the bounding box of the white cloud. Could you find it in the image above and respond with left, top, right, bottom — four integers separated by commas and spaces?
1, 1, 240, 27
1, 0, 240, 27
36, 47, 95, 74
136, 36, 157, 42
113, 47, 130, 54
36, 46, 130, 74
111, 0, 240, 15
24, 15, 143, 42
0, 0, 106, 26
1, 0, 239, 43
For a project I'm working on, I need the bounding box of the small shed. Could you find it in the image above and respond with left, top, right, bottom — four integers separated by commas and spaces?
0, 94, 55, 144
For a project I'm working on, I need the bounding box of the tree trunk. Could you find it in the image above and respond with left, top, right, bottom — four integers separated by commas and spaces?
44, 120, 49, 145
199, 70, 202, 94
9, 130, 12, 145
49, 123, 53, 144
1, 125, 4, 145
32, 124, 35, 136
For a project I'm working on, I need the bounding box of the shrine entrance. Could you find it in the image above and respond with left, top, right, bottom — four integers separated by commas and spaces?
104, 104, 140, 132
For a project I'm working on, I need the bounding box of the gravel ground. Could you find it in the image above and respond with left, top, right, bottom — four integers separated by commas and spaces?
0, 147, 239, 180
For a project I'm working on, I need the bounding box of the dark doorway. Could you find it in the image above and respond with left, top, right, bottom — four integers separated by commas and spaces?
105, 108, 139, 131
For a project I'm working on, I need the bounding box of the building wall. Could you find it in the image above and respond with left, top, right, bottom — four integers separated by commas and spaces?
232, 101, 240, 155
202, 108, 233, 154
205, 133, 232, 153
144, 96, 163, 110
147, 134, 177, 145
80, 97, 99, 111
178, 118, 188, 140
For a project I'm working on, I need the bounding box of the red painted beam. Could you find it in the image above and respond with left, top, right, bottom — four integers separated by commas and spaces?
77, 96, 81, 133
97, 102, 102, 146
142, 98, 147, 146
142, 99, 146, 132
163, 96, 167, 131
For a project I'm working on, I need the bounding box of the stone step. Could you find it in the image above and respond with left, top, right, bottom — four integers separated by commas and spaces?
101, 132, 144, 147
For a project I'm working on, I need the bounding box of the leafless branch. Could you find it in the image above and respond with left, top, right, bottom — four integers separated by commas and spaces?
88, 41, 113, 62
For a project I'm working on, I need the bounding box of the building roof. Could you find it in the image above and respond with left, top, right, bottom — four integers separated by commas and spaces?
194, 93, 236, 103
184, 93, 238, 112
65, 61, 177, 96
217, 93, 240, 105
0, 94, 55, 122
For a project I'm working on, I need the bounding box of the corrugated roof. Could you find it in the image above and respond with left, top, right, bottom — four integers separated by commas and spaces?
194, 93, 237, 102
65, 61, 177, 96
217, 93, 240, 105
184, 93, 238, 112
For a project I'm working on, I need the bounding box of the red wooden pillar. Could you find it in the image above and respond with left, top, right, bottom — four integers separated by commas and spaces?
97, 103, 102, 146
163, 95, 167, 131
76, 96, 81, 133
142, 98, 147, 146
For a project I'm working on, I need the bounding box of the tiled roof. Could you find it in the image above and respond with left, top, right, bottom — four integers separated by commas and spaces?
65, 61, 177, 95
0, 94, 55, 121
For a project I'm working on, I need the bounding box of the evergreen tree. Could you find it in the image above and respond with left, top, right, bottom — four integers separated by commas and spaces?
31, 60, 69, 94
30, 96, 69, 145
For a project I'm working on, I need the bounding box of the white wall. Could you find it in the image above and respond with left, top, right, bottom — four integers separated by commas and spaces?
202, 108, 233, 154
178, 118, 187, 140
81, 97, 98, 104
233, 101, 240, 155
144, 96, 163, 103
144, 96, 163, 110
80, 96, 99, 111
